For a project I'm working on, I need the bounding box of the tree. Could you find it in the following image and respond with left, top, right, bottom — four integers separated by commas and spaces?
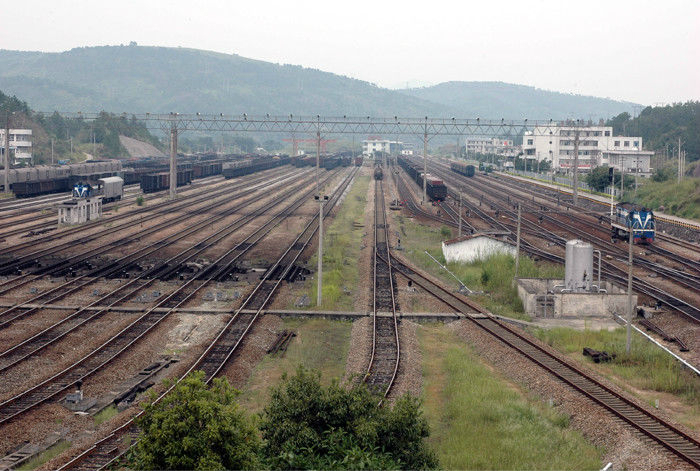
259, 367, 438, 470
585, 165, 634, 192
585, 166, 612, 192
133, 371, 261, 471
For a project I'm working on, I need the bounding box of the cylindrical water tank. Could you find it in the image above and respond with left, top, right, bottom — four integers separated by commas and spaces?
565, 240, 593, 292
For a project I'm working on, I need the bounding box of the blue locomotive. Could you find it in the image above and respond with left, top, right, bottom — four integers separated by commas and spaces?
612, 203, 655, 244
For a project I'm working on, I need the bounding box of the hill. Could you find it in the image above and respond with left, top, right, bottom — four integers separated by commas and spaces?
0, 46, 638, 119
607, 102, 699, 164
0, 46, 453, 117
398, 81, 638, 120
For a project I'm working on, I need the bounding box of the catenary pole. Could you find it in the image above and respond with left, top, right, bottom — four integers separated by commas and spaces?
514, 203, 521, 283
4, 114, 9, 194
169, 123, 177, 199
626, 225, 634, 353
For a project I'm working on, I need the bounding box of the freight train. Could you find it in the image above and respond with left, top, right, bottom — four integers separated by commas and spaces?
3, 153, 299, 199
397, 156, 447, 201
290, 155, 352, 169
2, 161, 122, 197
450, 160, 476, 177
223, 156, 291, 178
140, 170, 194, 193
612, 202, 655, 244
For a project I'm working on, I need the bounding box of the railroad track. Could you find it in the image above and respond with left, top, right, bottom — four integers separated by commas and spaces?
0, 172, 266, 262
384, 178, 700, 468
363, 178, 400, 400
0, 169, 336, 374
0, 170, 307, 328
54, 166, 359, 471
0, 168, 300, 289
415, 160, 700, 324
0, 167, 352, 426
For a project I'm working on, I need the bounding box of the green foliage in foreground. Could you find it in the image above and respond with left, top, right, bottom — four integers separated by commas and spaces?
134, 372, 261, 470
133, 368, 437, 470
260, 367, 438, 470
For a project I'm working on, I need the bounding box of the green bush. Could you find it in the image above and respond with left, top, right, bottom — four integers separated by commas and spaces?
136, 196, 145, 206
133, 372, 261, 470
260, 367, 438, 470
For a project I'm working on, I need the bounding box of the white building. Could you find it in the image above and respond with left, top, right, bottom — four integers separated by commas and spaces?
465, 137, 518, 157
0, 129, 33, 164
362, 139, 403, 156
522, 125, 653, 174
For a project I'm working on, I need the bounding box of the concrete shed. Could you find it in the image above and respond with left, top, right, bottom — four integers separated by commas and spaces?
441, 232, 514, 263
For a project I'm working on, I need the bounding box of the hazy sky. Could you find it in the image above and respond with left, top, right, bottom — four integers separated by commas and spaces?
3, 0, 699, 105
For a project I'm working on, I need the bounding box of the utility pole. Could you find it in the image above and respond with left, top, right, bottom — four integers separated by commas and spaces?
620, 156, 624, 200
422, 122, 428, 204
458, 190, 463, 238
514, 203, 521, 284
51, 138, 54, 165
316, 195, 327, 306
169, 119, 178, 199
677, 137, 682, 183
4, 114, 10, 194
626, 226, 634, 353
316, 124, 321, 197
572, 121, 580, 205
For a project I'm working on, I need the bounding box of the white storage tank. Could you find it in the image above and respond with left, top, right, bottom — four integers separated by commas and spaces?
565, 239, 593, 292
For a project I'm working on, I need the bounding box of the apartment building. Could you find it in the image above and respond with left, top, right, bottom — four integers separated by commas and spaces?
521, 125, 652, 174
0, 129, 33, 164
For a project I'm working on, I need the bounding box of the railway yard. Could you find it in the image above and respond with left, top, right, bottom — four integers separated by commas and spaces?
0, 156, 699, 470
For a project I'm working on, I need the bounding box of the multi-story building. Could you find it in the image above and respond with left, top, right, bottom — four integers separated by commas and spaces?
521, 125, 653, 174
0, 129, 33, 164
362, 139, 403, 156
465, 137, 518, 157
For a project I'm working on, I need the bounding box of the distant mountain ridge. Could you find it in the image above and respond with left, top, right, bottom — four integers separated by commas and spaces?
0, 45, 638, 119
399, 81, 639, 120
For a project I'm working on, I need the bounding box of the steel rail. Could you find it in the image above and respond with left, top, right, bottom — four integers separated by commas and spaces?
0, 168, 344, 426
364, 179, 400, 401
0, 169, 325, 373
55, 167, 359, 471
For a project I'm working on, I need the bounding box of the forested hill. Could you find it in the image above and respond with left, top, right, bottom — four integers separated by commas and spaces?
0, 46, 452, 117
399, 81, 638, 120
1, 45, 637, 119
607, 102, 699, 164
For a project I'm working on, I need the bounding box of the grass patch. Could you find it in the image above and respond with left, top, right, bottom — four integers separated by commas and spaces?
93, 404, 118, 426
304, 175, 370, 310
237, 318, 352, 413
395, 215, 562, 321
419, 324, 602, 470
633, 177, 700, 221
533, 327, 700, 408
16, 441, 71, 471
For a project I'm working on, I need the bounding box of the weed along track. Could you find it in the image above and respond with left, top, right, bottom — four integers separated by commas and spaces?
0, 169, 326, 376
363, 178, 401, 400
52, 167, 359, 471
0, 167, 346, 424
389, 168, 700, 468
405, 157, 700, 324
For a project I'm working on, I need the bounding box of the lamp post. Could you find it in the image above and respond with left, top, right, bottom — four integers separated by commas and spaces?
315, 194, 329, 306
